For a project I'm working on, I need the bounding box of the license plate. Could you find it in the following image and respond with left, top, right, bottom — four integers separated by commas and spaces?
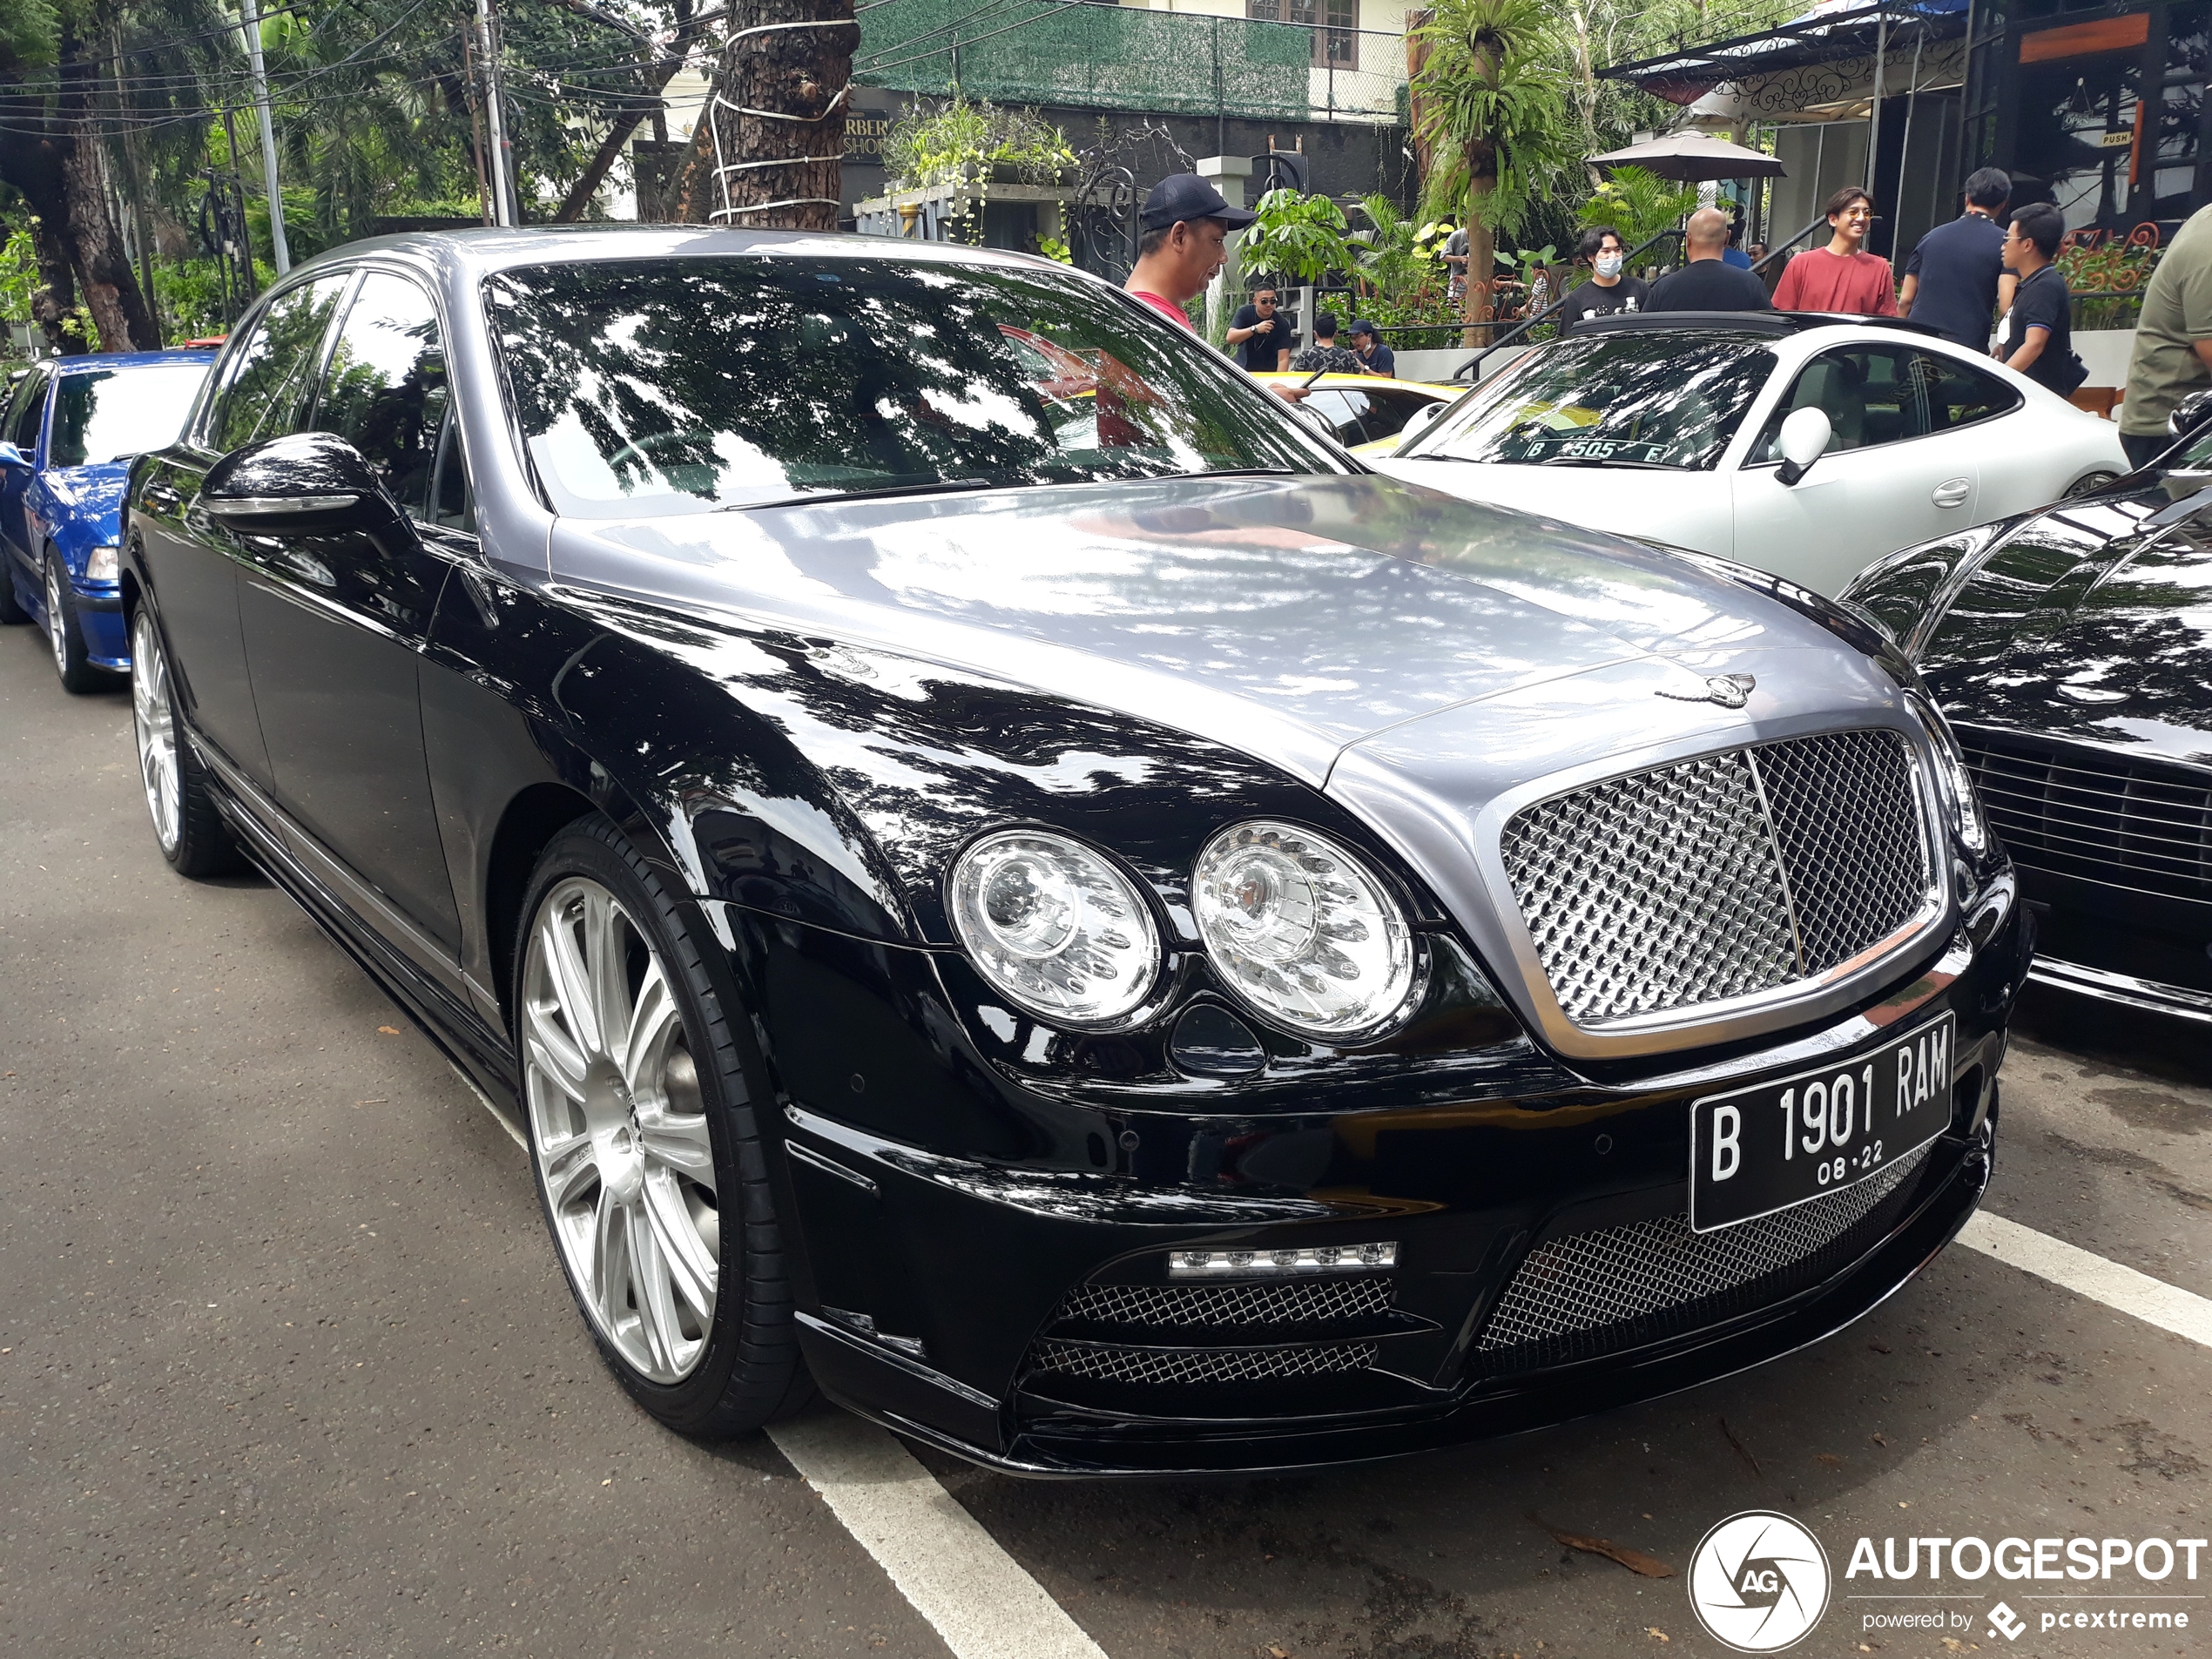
1689, 1014, 1955, 1234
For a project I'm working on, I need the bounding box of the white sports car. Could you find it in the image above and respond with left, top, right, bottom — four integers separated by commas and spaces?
1371, 311, 2128, 597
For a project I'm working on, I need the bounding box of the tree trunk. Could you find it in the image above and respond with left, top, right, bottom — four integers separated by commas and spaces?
30, 212, 86, 355
0, 100, 91, 354
701, 0, 858, 231
55, 46, 158, 351
1460, 173, 1494, 350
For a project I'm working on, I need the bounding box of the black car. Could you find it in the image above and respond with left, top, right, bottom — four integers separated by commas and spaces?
1847, 399, 2212, 1029
123, 227, 2024, 1475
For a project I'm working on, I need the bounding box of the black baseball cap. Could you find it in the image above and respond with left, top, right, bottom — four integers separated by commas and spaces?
1138, 173, 1258, 232
1348, 318, 1379, 337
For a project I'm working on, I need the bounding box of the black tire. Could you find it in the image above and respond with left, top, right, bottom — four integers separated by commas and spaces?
514, 816, 813, 1438
131, 603, 240, 878
46, 551, 105, 692
0, 555, 29, 624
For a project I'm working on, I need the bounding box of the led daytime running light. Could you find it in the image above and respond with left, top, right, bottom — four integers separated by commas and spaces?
1170, 1243, 1397, 1278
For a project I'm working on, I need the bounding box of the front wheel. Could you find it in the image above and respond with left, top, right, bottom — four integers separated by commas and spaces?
131, 605, 239, 876
46, 554, 104, 692
2063, 469, 2120, 499
516, 818, 812, 1437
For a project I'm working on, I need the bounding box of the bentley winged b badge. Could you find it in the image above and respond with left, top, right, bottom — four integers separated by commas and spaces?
1656, 672, 1757, 710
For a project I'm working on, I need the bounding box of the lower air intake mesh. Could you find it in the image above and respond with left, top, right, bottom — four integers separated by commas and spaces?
1475, 1145, 1932, 1371
1057, 1278, 1393, 1330
1028, 1339, 1378, 1386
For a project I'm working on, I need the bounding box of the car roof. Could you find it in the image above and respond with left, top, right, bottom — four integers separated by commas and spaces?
1567, 309, 1946, 341
51, 347, 219, 374
280, 223, 1074, 290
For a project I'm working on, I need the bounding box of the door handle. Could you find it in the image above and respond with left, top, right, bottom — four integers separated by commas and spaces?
1932, 478, 1972, 509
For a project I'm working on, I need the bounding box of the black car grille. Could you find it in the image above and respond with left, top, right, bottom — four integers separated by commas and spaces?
1500, 730, 1934, 1024
1473, 1145, 1932, 1375
1959, 730, 2212, 901
1024, 1274, 1393, 1390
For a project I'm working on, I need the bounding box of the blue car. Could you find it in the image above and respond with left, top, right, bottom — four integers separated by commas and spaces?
0, 349, 216, 690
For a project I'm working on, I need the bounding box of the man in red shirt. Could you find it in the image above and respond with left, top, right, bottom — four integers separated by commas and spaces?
1771, 186, 1899, 317
1123, 173, 1309, 405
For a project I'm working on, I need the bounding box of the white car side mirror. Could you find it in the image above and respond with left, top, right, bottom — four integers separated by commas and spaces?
1776, 408, 1832, 487
1400, 401, 1446, 442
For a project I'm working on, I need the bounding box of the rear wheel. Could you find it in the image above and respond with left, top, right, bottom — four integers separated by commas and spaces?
46, 553, 102, 692
516, 818, 811, 1436
131, 606, 239, 877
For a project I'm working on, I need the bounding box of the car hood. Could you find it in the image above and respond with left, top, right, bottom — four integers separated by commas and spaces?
1368, 456, 1730, 559
37, 462, 129, 533
1941, 509, 2212, 768
553, 471, 1894, 790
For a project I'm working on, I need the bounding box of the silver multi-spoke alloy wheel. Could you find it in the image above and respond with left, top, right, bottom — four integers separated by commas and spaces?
132, 609, 181, 853
523, 877, 720, 1384
45, 561, 67, 677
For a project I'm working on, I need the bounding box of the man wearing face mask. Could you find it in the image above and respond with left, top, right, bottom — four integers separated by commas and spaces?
1554, 226, 1649, 331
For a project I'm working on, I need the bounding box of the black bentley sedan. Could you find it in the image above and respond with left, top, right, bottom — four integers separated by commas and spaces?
122, 226, 2024, 1474
1848, 403, 2212, 1029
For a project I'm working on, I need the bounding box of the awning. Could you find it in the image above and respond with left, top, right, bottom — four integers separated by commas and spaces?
1603, 0, 1968, 105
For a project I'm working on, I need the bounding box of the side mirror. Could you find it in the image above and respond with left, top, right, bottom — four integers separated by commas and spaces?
1774, 407, 1832, 486
1399, 401, 1447, 445
2169, 388, 2212, 442
203, 431, 394, 533
0, 441, 30, 470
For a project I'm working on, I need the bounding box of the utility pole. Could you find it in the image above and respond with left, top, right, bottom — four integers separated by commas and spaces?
476, 0, 516, 226
239, 0, 290, 274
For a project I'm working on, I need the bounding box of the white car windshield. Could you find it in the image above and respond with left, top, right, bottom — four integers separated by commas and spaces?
1401, 333, 1777, 471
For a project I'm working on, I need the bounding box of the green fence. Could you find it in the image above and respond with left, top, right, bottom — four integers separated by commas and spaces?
855, 0, 1403, 125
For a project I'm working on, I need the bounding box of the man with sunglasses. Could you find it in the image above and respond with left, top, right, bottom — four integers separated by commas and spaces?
1227, 285, 1291, 373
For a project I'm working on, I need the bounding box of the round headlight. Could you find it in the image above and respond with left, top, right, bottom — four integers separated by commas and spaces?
1192, 820, 1418, 1039
948, 830, 1162, 1025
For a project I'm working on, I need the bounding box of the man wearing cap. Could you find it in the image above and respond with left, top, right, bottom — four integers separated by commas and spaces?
1347, 319, 1396, 378
1125, 172, 1309, 403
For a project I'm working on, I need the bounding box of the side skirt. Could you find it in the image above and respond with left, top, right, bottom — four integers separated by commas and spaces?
197, 736, 526, 1140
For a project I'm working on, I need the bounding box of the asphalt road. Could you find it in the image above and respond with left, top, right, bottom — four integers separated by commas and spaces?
3, 620, 2209, 1659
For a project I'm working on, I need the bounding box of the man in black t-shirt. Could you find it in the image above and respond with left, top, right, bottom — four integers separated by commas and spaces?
1290, 310, 1363, 374
1554, 225, 1649, 330
1899, 166, 2014, 349
1646, 208, 1774, 313
1227, 286, 1290, 373
1997, 203, 2080, 397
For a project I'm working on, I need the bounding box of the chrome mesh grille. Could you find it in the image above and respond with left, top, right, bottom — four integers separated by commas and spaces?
1059, 1278, 1393, 1330
1501, 731, 1932, 1023
1477, 1144, 1932, 1358
1754, 732, 1932, 972
1029, 1339, 1377, 1386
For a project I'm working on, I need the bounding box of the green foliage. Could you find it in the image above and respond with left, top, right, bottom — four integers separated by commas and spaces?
1350, 193, 1440, 297
1240, 188, 1355, 287
1411, 0, 1576, 239
0, 224, 37, 322
1577, 164, 1697, 249
884, 96, 1076, 191
1035, 234, 1073, 264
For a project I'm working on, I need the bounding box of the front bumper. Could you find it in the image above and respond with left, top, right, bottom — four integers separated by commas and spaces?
745, 884, 2029, 1477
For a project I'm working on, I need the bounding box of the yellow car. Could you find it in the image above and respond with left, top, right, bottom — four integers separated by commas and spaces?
1251, 372, 1467, 455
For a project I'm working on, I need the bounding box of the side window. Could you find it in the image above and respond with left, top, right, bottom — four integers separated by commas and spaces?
1912, 350, 2020, 433
203, 274, 351, 455
1754, 346, 1930, 461
310, 271, 445, 518
9, 367, 51, 452
1357, 390, 1432, 444
1305, 388, 1372, 445
427, 408, 475, 536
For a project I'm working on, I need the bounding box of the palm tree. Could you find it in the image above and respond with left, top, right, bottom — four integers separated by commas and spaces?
1412, 0, 1575, 347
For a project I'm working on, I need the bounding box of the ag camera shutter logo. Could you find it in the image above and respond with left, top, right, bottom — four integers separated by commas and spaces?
1689, 1510, 1832, 1651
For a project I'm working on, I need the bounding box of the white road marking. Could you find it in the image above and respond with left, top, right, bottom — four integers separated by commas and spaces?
766, 1412, 1109, 1659
1959, 1209, 2212, 1350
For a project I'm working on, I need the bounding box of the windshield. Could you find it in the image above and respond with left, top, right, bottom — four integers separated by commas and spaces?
485, 256, 1343, 517
48, 363, 210, 469
1400, 334, 1776, 470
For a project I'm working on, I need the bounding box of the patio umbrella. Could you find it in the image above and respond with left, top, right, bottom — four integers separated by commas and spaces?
1588, 132, 1784, 182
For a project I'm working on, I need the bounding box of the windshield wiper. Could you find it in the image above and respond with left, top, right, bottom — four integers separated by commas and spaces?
724, 476, 1003, 512
1535, 455, 1675, 471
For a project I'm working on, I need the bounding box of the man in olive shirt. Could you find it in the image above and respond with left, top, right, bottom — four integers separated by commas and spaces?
2122, 202, 2212, 468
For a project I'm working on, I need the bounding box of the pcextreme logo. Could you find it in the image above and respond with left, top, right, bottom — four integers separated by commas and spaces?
1688, 1510, 1832, 1652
